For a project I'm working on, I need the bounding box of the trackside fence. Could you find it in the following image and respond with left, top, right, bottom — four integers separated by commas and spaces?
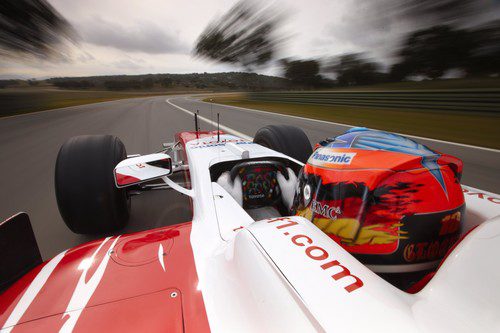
247, 90, 500, 113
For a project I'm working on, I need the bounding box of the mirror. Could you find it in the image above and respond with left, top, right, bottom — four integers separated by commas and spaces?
114, 153, 172, 187
0, 212, 42, 290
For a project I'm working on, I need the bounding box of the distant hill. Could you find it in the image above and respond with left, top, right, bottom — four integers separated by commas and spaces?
42, 72, 291, 91
4, 72, 497, 92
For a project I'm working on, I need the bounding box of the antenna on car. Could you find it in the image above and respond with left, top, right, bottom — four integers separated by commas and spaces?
217, 113, 220, 142
194, 111, 199, 139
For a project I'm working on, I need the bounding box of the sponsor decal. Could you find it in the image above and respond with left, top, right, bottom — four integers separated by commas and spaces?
310, 200, 342, 220
311, 151, 356, 165
326, 128, 452, 196
191, 142, 226, 149
190, 138, 253, 149
439, 212, 461, 236
400, 208, 463, 264
403, 235, 459, 263
403, 210, 461, 263
267, 217, 364, 293
296, 181, 414, 256
248, 193, 265, 199
462, 188, 500, 204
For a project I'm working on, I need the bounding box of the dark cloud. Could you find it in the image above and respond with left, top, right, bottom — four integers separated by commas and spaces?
327, 7, 414, 64
78, 17, 189, 54
326, 0, 500, 64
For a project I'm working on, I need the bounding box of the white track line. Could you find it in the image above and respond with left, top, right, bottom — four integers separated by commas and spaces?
168, 98, 490, 190
166, 98, 253, 140
192, 98, 500, 153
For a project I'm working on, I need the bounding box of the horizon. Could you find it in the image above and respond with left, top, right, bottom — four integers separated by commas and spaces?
0, 70, 287, 81
4, 0, 498, 80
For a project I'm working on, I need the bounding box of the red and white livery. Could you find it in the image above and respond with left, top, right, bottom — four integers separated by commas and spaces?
1, 129, 499, 333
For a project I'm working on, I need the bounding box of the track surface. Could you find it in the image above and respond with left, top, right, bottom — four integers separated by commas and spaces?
1, 95, 498, 260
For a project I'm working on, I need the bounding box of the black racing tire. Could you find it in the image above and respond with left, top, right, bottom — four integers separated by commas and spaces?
55, 135, 130, 234
254, 125, 312, 163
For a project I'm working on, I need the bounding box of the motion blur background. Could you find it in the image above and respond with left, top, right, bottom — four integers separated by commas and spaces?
1, 0, 499, 148
2, 0, 500, 79
1, 0, 499, 259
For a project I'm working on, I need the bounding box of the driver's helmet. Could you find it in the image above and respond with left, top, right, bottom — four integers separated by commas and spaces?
292, 128, 465, 273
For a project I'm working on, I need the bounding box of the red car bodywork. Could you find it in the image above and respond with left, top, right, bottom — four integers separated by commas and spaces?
0, 132, 219, 332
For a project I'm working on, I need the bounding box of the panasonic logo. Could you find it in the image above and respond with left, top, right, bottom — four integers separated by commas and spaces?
312, 151, 356, 165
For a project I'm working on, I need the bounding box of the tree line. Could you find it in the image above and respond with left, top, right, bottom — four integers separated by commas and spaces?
283, 21, 499, 88
194, 1, 500, 88
1, 0, 498, 90
47, 72, 289, 91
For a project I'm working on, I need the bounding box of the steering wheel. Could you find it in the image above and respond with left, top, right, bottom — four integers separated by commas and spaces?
230, 161, 288, 209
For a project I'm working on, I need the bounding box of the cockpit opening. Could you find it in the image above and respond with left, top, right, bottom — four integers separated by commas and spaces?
210, 157, 301, 220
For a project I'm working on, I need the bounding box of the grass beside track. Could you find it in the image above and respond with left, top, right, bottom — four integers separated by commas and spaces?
0, 89, 176, 118
204, 94, 500, 150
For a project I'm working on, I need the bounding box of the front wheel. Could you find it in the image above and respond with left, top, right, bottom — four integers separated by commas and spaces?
254, 125, 312, 163
55, 135, 130, 234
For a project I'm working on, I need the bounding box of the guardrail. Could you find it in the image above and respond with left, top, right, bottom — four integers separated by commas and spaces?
247, 90, 500, 113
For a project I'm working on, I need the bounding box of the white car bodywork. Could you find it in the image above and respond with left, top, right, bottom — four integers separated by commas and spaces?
163, 133, 500, 332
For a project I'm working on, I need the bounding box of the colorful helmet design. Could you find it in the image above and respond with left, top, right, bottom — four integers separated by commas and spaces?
292, 128, 465, 273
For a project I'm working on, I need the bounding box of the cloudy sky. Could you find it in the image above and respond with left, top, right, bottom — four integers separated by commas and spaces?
1, 0, 495, 79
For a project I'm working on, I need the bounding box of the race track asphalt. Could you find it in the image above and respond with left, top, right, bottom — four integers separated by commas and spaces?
1, 94, 499, 260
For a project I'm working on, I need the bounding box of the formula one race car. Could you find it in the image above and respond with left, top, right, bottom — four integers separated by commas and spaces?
1, 125, 499, 332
